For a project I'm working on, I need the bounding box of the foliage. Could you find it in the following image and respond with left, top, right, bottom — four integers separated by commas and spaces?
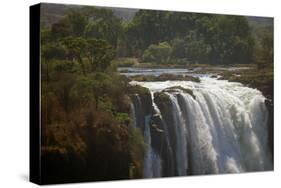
128, 127, 147, 178
83, 7, 122, 47
142, 42, 172, 63
112, 58, 139, 67
127, 12, 256, 65
40, 7, 144, 182
254, 26, 273, 69
85, 38, 115, 72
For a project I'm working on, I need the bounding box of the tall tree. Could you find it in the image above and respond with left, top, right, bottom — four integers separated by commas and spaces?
62, 37, 87, 75
85, 38, 115, 72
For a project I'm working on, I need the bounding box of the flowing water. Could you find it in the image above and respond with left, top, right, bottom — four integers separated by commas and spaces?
127, 68, 272, 177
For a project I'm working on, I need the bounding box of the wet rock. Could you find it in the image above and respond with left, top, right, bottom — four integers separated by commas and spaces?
130, 73, 200, 82
164, 86, 196, 100
265, 99, 274, 161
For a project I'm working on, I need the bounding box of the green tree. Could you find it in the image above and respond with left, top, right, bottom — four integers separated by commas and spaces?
83, 7, 122, 48
85, 38, 115, 72
61, 37, 87, 75
142, 42, 172, 63
170, 38, 187, 59
91, 73, 112, 110
185, 32, 211, 64
126, 10, 196, 56
41, 43, 66, 81
42, 43, 66, 61
210, 16, 254, 64
261, 33, 273, 64
51, 19, 72, 40
255, 31, 273, 69
65, 9, 88, 36
143, 42, 172, 63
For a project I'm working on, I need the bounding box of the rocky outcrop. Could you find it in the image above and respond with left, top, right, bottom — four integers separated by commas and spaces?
129, 85, 152, 132
150, 113, 175, 177
164, 86, 196, 100
153, 92, 177, 176
129, 74, 200, 82
129, 85, 152, 115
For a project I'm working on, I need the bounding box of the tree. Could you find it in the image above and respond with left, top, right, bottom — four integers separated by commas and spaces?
210, 16, 254, 64
61, 37, 87, 75
184, 32, 212, 64
76, 73, 112, 110
126, 10, 196, 56
254, 30, 273, 69
85, 38, 115, 72
142, 42, 172, 63
42, 43, 66, 61
41, 43, 66, 81
170, 38, 187, 59
53, 72, 77, 113
65, 9, 87, 37
83, 8, 122, 48
51, 19, 72, 40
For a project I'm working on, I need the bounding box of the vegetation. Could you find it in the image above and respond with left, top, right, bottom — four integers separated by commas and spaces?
40, 3, 273, 183
41, 7, 147, 183
142, 42, 172, 63
112, 58, 139, 67
42, 5, 273, 68
124, 11, 257, 65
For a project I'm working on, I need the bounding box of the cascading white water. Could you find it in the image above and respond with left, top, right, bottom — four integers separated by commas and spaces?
143, 114, 162, 178
166, 93, 188, 176
179, 92, 219, 174
130, 102, 137, 128
130, 77, 272, 177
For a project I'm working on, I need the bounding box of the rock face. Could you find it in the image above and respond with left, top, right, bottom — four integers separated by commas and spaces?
130, 88, 177, 177
130, 88, 197, 177
130, 85, 152, 132
153, 92, 177, 176
150, 113, 175, 177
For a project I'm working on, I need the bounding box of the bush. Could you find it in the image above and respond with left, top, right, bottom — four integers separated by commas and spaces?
112, 58, 139, 67
142, 42, 172, 63
128, 127, 147, 178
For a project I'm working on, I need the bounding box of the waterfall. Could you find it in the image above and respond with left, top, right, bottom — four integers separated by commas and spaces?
143, 114, 163, 178
166, 93, 188, 176
130, 77, 273, 178
131, 94, 162, 178
178, 93, 219, 174
130, 102, 137, 128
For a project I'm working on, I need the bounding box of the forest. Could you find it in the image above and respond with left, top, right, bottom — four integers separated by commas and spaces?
40, 4, 273, 183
